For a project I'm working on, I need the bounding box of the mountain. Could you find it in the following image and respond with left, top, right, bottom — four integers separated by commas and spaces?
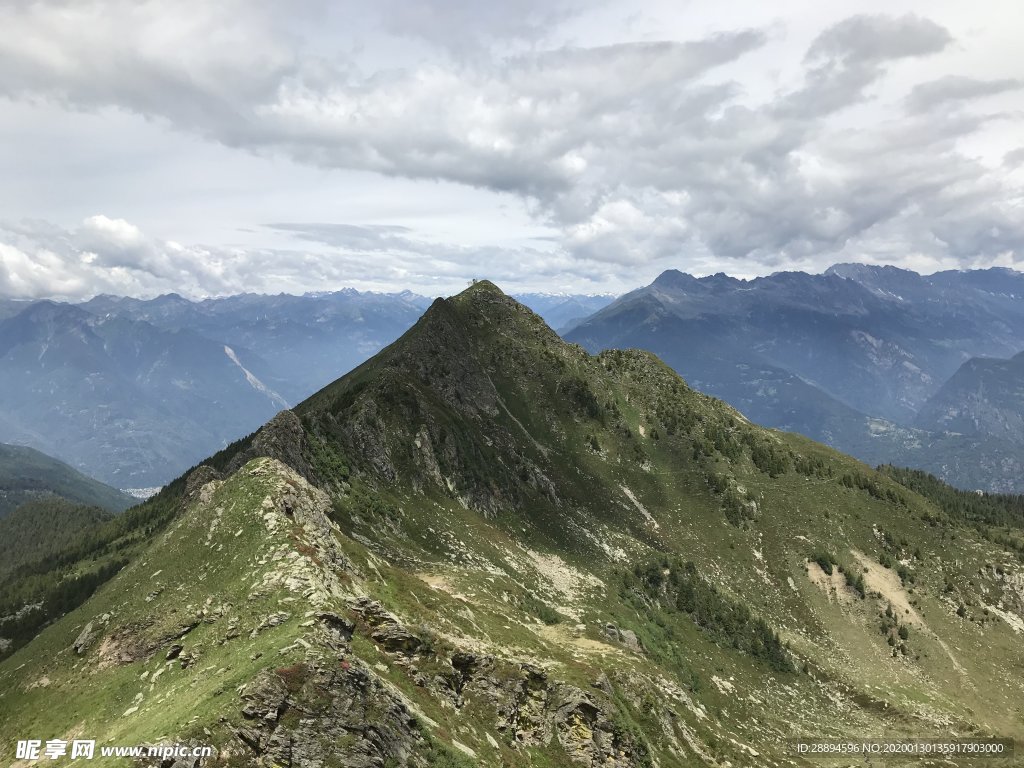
0, 290, 613, 487
79, 290, 434, 407
512, 293, 616, 333
0, 498, 114, 578
0, 301, 291, 487
1, 283, 1021, 766
915, 351, 1024, 444
567, 266, 1024, 491
0, 298, 35, 321
0, 442, 134, 518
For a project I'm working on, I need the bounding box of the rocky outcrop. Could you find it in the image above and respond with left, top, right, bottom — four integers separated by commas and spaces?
236, 660, 426, 768
231, 642, 653, 768
71, 622, 96, 655
349, 597, 424, 655
226, 410, 316, 483
424, 652, 652, 767
184, 465, 221, 502
602, 622, 643, 652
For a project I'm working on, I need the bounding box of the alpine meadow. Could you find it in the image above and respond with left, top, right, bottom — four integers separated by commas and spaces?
1, 285, 1021, 766
2, 2, 1024, 766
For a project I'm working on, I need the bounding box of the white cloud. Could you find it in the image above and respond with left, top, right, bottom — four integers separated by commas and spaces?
0, 0, 1021, 297
0, 215, 628, 299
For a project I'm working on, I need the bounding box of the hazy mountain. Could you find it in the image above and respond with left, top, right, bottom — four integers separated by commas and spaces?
915, 350, 1024, 444
512, 292, 615, 332
0, 301, 291, 487
82, 290, 612, 397
0, 298, 35, 321
0, 442, 133, 518
567, 265, 1024, 491
80, 290, 434, 406
0, 290, 615, 488
1, 283, 1021, 766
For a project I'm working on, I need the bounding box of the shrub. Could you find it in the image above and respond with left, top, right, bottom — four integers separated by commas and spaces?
623, 558, 793, 673
811, 550, 835, 575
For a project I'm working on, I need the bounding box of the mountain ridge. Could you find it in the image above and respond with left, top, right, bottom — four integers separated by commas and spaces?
567, 265, 1024, 492
2, 281, 1022, 766
915, 350, 1024, 444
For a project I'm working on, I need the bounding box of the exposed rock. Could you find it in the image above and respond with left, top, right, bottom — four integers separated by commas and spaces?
240, 673, 288, 723
349, 596, 424, 655
249, 612, 290, 639
184, 465, 221, 502
315, 611, 355, 641
226, 410, 315, 483
602, 622, 643, 652
236, 661, 424, 767
552, 684, 643, 767
592, 673, 613, 695
72, 622, 96, 655
370, 623, 423, 655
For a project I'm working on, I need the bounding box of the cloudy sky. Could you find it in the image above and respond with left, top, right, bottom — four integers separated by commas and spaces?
1, 0, 1022, 299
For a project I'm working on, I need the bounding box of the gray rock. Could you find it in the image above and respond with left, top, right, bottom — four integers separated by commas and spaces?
601, 622, 643, 653
370, 623, 423, 655
184, 465, 221, 501
72, 622, 96, 655
316, 611, 355, 641
618, 628, 642, 652
226, 410, 315, 483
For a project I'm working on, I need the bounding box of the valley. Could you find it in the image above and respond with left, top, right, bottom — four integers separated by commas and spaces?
1, 283, 1020, 766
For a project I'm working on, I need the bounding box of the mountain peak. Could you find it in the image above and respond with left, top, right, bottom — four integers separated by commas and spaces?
825, 262, 921, 280
459, 278, 505, 296
445, 279, 558, 340
651, 269, 700, 290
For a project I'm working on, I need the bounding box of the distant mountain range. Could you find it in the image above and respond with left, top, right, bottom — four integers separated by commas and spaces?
0, 442, 133, 518
4, 266, 1024, 491
3, 282, 1021, 763
0, 290, 612, 487
566, 265, 1024, 491
916, 350, 1024, 444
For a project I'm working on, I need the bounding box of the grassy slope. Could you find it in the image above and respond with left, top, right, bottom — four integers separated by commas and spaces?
1, 282, 1022, 767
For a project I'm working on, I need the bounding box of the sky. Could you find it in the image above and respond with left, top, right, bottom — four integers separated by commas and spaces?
0, 0, 1022, 299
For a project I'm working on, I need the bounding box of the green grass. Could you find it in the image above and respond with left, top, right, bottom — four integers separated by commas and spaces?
3, 282, 1024, 766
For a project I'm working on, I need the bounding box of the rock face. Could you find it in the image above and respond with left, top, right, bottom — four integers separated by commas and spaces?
423, 653, 650, 767
5, 283, 1024, 768
71, 622, 96, 655
237, 649, 652, 768
184, 465, 221, 502
237, 662, 425, 768
227, 410, 316, 483
603, 623, 643, 652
